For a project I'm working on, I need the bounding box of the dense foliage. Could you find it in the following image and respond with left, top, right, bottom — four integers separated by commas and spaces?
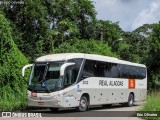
54, 39, 118, 57
0, 13, 28, 110
0, 0, 160, 110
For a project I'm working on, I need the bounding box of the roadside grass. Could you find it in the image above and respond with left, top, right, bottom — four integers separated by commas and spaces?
139, 91, 160, 120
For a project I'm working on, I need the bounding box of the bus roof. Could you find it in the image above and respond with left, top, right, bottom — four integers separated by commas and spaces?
36, 53, 146, 67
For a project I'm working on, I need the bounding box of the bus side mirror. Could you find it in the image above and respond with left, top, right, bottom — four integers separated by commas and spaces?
60, 63, 75, 76
22, 64, 33, 77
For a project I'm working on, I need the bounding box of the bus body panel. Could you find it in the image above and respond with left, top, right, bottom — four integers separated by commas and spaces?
28, 77, 147, 108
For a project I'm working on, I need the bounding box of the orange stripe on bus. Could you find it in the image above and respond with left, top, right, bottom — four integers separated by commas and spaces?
128, 79, 136, 89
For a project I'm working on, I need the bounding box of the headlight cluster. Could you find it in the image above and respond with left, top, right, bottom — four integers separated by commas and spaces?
53, 95, 60, 99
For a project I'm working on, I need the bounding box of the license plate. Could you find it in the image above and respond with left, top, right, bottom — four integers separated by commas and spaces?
38, 102, 44, 105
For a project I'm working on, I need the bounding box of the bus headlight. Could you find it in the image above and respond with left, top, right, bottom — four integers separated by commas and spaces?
53, 95, 60, 99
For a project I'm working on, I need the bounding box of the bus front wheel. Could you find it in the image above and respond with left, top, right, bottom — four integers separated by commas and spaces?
76, 96, 88, 112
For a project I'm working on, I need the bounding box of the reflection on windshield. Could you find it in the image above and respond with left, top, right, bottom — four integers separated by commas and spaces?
29, 62, 64, 91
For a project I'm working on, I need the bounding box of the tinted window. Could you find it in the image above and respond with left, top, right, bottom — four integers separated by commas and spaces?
64, 66, 78, 87
81, 59, 146, 79
67, 58, 83, 71
119, 64, 146, 79
82, 60, 97, 78
97, 61, 105, 77
108, 63, 119, 78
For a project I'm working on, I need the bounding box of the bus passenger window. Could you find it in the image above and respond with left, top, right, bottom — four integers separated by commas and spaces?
82, 60, 97, 78
64, 67, 78, 87
97, 62, 105, 77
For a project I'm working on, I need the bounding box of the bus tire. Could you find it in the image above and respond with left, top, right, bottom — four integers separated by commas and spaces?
126, 93, 134, 107
76, 96, 88, 112
50, 108, 59, 112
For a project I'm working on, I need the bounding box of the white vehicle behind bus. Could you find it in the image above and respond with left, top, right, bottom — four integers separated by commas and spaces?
22, 53, 147, 112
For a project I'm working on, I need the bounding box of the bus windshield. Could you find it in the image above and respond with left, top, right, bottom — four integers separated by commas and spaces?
28, 62, 64, 92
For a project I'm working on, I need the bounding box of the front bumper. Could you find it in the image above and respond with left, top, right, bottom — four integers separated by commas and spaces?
28, 96, 62, 108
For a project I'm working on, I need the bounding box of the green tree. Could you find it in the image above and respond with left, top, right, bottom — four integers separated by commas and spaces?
54, 39, 118, 58
2, 0, 97, 61
117, 31, 149, 63
133, 24, 153, 35
46, 0, 96, 45
75, 0, 96, 39
93, 20, 122, 43
2, 0, 53, 61
147, 23, 160, 90
92, 20, 123, 55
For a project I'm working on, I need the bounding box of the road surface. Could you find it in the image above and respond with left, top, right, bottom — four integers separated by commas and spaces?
0, 102, 144, 120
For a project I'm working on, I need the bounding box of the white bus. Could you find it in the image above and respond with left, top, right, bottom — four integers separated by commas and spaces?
22, 53, 147, 112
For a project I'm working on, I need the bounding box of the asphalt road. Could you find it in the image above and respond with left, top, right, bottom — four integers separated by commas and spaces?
0, 102, 144, 120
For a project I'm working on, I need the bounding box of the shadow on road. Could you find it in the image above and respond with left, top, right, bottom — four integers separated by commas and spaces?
21, 104, 138, 117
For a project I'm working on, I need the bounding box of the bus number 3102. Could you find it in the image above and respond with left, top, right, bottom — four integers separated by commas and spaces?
83, 81, 88, 84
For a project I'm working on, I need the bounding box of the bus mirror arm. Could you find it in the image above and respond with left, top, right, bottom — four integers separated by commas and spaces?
60, 63, 75, 76
22, 64, 33, 77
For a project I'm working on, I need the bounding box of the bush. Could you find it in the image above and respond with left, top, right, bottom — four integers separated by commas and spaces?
139, 92, 160, 120
146, 70, 160, 91
0, 13, 28, 111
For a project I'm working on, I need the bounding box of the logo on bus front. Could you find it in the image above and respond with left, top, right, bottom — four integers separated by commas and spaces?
128, 79, 136, 89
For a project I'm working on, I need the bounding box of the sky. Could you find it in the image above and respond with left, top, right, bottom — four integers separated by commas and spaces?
92, 0, 160, 31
